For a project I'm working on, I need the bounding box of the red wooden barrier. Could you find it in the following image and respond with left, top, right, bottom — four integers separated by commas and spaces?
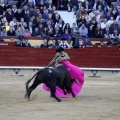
0, 47, 120, 68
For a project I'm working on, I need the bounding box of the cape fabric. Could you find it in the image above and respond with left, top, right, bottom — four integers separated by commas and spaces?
43, 60, 84, 98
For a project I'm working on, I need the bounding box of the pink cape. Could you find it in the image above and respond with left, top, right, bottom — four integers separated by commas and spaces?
43, 60, 84, 98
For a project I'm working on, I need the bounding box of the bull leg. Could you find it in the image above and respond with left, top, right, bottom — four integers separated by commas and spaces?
49, 86, 61, 102
65, 85, 76, 98
25, 81, 41, 101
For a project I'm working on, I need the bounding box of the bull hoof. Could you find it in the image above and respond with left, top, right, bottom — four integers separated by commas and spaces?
24, 93, 28, 98
57, 99, 62, 102
27, 97, 30, 101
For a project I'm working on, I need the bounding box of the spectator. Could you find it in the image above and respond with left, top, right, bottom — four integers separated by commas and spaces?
104, 30, 112, 39
101, 19, 107, 29
76, 15, 86, 28
3, 21, 10, 32
59, 0, 67, 10
24, 10, 32, 24
32, 27, 42, 37
14, 9, 23, 22
20, 17, 27, 30
0, 27, 7, 36
111, 30, 120, 40
79, 24, 88, 38
0, 0, 6, 17
95, 24, 104, 38
71, 23, 78, 35
106, 17, 114, 27
71, 29, 80, 47
88, 25, 95, 38
96, 39, 105, 45
6, 8, 14, 23
40, 39, 49, 48
22, 38, 31, 47
28, 21, 33, 34
63, 29, 71, 43
9, 17, 17, 30
15, 26, 23, 36
49, 39, 58, 48
59, 38, 70, 48
63, 23, 71, 34
83, 38, 92, 45
110, 20, 120, 33
22, 27, 31, 37
12, 5, 18, 14
106, 39, 118, 45
116, 13, 120, 24
88, 8, 96, 21
7, 26, 15, 36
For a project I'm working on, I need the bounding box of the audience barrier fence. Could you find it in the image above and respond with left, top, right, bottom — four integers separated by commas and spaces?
0, 45, 120, 68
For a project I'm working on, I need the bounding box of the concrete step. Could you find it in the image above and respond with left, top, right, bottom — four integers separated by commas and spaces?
57, 10, 76, 27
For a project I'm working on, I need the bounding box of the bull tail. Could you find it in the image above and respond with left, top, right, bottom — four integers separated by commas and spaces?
25, 71, 40, 92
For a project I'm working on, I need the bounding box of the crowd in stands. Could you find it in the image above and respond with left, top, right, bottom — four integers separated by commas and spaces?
0, 0, 120, 48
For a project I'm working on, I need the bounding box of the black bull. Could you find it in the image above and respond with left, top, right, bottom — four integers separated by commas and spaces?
25, 64, 76, 102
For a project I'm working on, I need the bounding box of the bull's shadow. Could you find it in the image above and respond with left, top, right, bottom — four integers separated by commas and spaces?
24, 64, 76, 102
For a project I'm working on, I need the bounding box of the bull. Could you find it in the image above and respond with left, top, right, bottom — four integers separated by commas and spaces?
24, 64, 76, 102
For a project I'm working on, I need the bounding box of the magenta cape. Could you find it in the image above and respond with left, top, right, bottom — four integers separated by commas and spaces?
43, 60, 84, 98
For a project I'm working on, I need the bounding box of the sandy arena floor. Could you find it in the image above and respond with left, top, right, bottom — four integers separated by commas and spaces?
0, 75, 120, 120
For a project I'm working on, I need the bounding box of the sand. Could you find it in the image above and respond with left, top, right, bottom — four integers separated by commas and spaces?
0, 75, 120, 120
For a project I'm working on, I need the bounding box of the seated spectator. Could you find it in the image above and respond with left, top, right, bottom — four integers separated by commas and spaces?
96, 40, 105, 45
88, 8, 96, 21
107, 17, 114, 27
6, 8, 14, 23
106, 39, 118, 45
53, 27, 61, 38
47, 23, 54, 37
49, 40, 58, 48
79, 24, 88, 38
3, 21, 10, 32
83, 39, 92, 45
101, 19, 107, 29
116, 13, 120, 24
59, 38, 70, 48
42, 9, 49, 20
22, 38, 31, 47
62, 29, 71, 43
111, 30, 120, 40
76, 15, 86, 28
71, 23, 78, 35
15, 26, 23, 36
0, 27, 7, 36
95, 24, 104, 38
58, 0, 67, 10
24, 10, 32, 24
88, 25, 95, 38
12, 5, 18, 14
40, 39, 49, 48
7, 26, 15, 36
28, 0, 36, 7
63, 23, 71, 34
9, 17, 17, 30
32, 27, 42, 37
110, 20, 120, 33
20, 17, 27, 30
103, 24, 111, 34
14, 9, 23, 22
22, 27, 31, 37
104, 30, 112, 39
